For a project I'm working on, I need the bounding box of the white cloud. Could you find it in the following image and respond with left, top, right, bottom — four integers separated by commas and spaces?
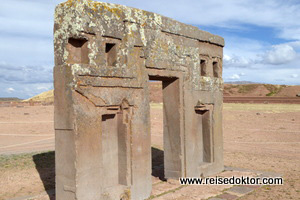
279, 27, 300, 41
223, 54, 253, 68
291, 74, 298, 78
223, 37, 268, 69
6, 88, 15, 93
0, 63, 53, 84
227, 72, 246, 80
229, 74, 241, 80
224, 38, 300, 70
37, 86, 50, 90
1, 82, 53, 99
224, 68, 300, 85
262, 44, 297, 65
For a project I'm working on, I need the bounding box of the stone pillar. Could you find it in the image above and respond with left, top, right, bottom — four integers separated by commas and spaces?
54, 1, 224, 199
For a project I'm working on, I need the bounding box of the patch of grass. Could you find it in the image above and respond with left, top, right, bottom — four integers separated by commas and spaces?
0, 151, 54, 170
0, 153, 36, 170
229, 84, 239, 89
0, 151, 55, 193
237, 84, 259, 93
264, 84, 286, 96
266, 91, 277, 96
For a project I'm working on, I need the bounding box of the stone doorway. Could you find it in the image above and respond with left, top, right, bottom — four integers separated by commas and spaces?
149, 76, 183, 180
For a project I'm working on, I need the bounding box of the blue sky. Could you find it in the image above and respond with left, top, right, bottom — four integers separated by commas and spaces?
0, 0, 299, 99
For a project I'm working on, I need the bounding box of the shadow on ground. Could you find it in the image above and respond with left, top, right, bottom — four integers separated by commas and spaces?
31, 148, 164, 199
33, 151, 55, 199
151, 147, 166, 181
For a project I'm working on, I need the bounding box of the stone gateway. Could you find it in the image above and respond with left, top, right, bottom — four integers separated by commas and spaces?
54, 0, 224, 199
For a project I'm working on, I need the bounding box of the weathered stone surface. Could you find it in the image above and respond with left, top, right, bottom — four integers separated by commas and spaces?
54, 0, 224, 199
217, 193, 239, 200
226, 186, 254, 196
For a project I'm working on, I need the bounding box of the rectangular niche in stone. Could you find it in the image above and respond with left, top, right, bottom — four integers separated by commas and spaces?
193, 104, 214, 165
213, 61, 219, 78
102, 111, 129, 188
200, 55, 210, 77
104, 37, 120, 67
67, 38, 89, 64
200, 59, 207, 76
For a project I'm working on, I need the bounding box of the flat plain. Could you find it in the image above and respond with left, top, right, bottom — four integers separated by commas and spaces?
0, 103, 299, 199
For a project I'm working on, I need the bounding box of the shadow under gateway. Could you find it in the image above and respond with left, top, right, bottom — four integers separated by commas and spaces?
32, 151, 55, 199
32, 148, 165, 198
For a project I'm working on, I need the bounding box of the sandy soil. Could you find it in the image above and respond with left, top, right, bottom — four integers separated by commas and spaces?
222, 104, 300, 200
0, 106, 54, 155
0, 104, 299, 199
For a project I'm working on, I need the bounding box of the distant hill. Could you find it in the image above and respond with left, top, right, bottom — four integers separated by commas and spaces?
0, 97, 23, 102
23, 90, 54, 103
224, 81, 258, 84
24, 83, 300, 104
224, 84, 300, 97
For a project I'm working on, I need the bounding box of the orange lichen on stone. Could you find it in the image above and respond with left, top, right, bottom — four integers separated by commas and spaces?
97, 4, 122, 18
62, 0, 81, 7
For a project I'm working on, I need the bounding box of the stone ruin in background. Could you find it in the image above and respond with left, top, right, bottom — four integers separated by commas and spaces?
54, 0, 224, 199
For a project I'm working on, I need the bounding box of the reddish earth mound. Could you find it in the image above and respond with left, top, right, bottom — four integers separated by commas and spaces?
224, 84, 270, 97
276, 85, 300, 97
224, 84, 300, 97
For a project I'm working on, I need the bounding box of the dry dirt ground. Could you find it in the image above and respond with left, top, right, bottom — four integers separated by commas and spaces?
0, 104, 299, 200
0, 106, 54, 155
